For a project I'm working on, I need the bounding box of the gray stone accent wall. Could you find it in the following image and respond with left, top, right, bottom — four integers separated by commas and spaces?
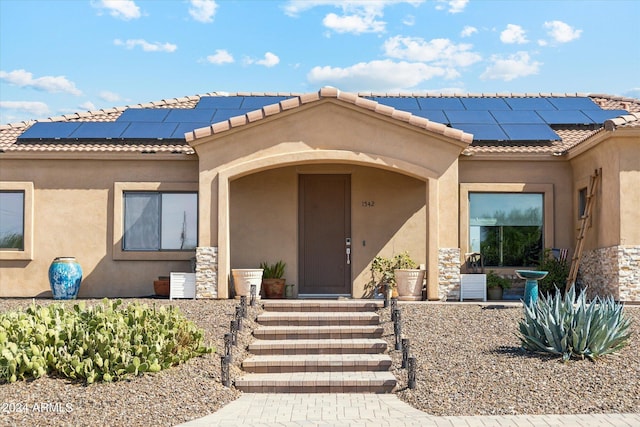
580, 245, 640, 302
438, 248, 461, 301
195, 246, 218, 299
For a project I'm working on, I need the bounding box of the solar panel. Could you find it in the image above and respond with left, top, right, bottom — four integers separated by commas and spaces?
581, 109, 629, 124
405, 110, 449, 124
164, 109, 216, 123
536, 110, 594, 125
69, 122, 130, 139
196, 96, 244, 109
18, 122, 81, 140
116, 108, 170, 122
417, 98, 465, 110
446, 110, 497, 124
460, 98, 511, 110
451, 124, 508, 141
241, 96, 290, 109
370, 97, 420, 110
120, 122, 179, 139
211, 109, 253, 122
546, 97, 600, 110
500, 124, 560, 141
170, 122, 213, 138
504, 98, 556, 110
490, 110, 545, 124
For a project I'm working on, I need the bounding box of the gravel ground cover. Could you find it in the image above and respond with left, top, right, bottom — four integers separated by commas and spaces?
384, 302, 640, 416
1, 298, 638, 426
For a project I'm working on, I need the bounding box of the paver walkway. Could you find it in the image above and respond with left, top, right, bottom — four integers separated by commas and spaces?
176, 393, 640, 426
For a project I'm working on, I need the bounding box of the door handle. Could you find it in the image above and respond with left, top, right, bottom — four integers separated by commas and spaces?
346, 247, 351, 265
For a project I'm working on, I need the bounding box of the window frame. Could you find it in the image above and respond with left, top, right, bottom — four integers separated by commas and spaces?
460, 183, 554, 269
113, 182, 198, 261
0, 182, 34, 261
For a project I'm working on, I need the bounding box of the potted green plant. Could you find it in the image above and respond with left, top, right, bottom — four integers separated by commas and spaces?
370, 252, 424, 300
486, 270, 511, 300
260, 260, 286, 299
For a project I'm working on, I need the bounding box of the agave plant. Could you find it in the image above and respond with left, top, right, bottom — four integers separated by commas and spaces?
518, 286, 631, 361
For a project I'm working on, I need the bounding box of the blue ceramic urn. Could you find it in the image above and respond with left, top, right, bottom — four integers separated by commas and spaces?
48, 257, 82, 300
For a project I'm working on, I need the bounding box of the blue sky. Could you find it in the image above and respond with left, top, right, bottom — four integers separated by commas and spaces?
1, 0, 638, 124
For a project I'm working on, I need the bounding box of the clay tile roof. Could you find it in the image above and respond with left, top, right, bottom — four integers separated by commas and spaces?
2, 88, 638, 155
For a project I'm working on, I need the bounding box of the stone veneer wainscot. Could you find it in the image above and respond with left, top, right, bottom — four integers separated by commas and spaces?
438, 248, 461, 301
196, 246, 218, 299
580, 245, 640, 302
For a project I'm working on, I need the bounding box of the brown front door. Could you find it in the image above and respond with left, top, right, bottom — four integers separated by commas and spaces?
299, 174, 351, 295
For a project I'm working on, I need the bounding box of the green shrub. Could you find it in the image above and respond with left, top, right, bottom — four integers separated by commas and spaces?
538, 248, 569, 296
260, 260, 286, 279
518, 286, 631, 361
0, 299, 212, 384
486, 270, 511, 289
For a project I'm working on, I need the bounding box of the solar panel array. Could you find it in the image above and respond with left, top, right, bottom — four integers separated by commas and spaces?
17, 95, 628, 143
367, 96, 628, 142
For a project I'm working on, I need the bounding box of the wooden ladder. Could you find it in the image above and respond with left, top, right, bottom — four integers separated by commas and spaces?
565, 169, 600, 292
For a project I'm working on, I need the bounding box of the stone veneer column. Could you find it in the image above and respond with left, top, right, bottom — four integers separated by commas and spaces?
580, 245, 640, 302
195, 246, 218, 299
438, 248, 461, 301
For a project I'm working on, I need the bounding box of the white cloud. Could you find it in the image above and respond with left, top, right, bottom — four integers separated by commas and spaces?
0, 69, 82, 95
79, 101, 97, 111
283, 1, 424, 34
480, 51, 541, 81
92, 0, 141, 20
323, 12, 385, 34
307, 59, 449, 92
500, 24, 528, 44
245, 52, 280, 67
403, 15, 415, 26
189, 0, 217, 23
460, 26, 477, 37
544, 21, 582, 43
207, 49, 234, 64
623, 88, 640, 99
0, 101, 50, 117
99, 91, 121, 103
114, 39, 177, 52
435, 0, 468, 13
383, 36, 482, 67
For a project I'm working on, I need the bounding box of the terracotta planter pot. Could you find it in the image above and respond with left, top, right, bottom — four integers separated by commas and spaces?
263, 278, 286, 299
153, 277, 170, 297
394, 269, 425, 301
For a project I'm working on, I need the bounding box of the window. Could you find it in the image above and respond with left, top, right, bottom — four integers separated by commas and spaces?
0, 191, 24, 250
469, 193, 543, 267
123, 192, 197, 251
0, 182, 33, 260
578, 187, 587, 218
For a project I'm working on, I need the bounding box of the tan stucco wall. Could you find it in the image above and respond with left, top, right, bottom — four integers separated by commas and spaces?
229, 165, 427, 298
569, 131, 640, 248
0, 156, 198, 297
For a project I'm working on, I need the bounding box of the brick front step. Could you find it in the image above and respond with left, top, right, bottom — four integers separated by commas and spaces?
262, 299, 383, 312
253, 325, 383, 340
256, 311, 380, 326
242, 354, 392, 373
247, 338, 388, 355
234, 371, 397, 393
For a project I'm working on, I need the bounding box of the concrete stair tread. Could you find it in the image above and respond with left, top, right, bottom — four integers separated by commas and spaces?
253, 325, 383, 339
234, 371, 397, 393
248, 338, 387, 349
262, 300, 383, 312
243, 354, 392, 365
256, 311, 380, 326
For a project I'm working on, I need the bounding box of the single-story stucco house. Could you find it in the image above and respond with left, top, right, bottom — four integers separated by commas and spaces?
1, 87, 639, 301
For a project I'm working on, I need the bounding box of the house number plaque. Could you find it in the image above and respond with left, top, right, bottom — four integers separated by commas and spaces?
361, 201, 375, 207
